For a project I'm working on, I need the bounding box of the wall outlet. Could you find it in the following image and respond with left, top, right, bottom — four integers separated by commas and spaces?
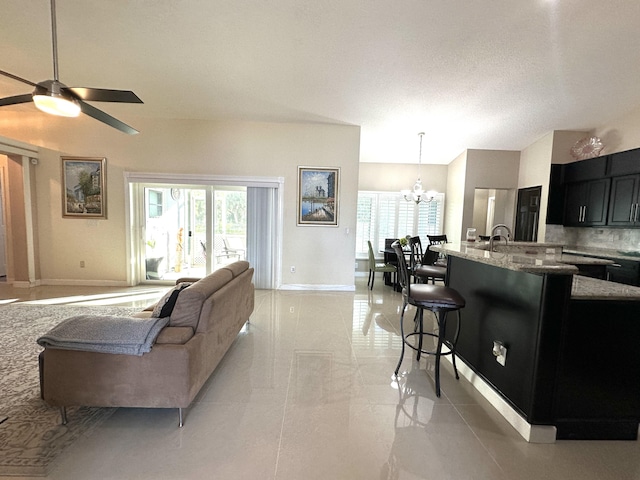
290, 266, 295, 273
493, 341, 507, 367
80, 260, 85, 268
496, 350, 507, 367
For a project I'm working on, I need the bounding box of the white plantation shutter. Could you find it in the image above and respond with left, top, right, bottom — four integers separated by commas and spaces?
377, 194, 398, 251
355, 191, 444, 256
355, 193, 375, 254
417, 193, 444, 238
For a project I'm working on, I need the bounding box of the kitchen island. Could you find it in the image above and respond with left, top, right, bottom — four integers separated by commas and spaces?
433, 242, 640, 442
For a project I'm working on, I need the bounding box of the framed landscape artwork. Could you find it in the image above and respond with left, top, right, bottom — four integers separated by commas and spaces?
297, 166, 339, 226
61, 157, 107, 219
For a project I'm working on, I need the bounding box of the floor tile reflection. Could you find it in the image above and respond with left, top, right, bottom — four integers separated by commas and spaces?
2, 276, 640, 479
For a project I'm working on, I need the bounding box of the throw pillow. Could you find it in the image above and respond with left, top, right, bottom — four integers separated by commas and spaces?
152, 282, 192, 318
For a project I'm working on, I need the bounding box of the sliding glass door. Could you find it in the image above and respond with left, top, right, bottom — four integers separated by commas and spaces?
139, 185, 247, 282
127, 173, 282, 289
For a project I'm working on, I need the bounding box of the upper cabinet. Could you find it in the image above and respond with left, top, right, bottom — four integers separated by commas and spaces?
550, 147, 640, 228
609, 149, 640, 177
564, 156, 608, 183
546, 164, 565, 225
564, 178, 610, 227
607, 174, 640, 226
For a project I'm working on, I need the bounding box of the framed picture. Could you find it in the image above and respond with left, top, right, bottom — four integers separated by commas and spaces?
61, 157, 107, 219
297, 166, 339, 226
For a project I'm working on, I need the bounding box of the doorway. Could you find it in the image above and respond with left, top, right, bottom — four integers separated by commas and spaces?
472, 188, 516, 237
514, 186, 541, 242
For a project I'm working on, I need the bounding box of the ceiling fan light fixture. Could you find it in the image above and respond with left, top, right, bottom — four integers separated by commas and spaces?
33, 92, 80, 117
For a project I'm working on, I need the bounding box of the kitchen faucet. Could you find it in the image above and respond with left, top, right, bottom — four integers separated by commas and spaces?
489, 224, 512, 252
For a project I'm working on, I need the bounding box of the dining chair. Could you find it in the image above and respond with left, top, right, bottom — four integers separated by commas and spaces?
427, 234, 448, 266
414, 246, 447, 284
408, 236, 423, 283
367, 240, 397, 290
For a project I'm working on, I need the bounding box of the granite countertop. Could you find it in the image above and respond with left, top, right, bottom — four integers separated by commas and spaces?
571, 275, 640, 301
563, 246, 640, 262
559, 254, 615, 266
433, 242, 580, 275
433, 242, 640, 300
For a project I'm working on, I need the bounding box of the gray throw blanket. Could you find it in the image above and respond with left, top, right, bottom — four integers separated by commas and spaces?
37, 315, 169, 356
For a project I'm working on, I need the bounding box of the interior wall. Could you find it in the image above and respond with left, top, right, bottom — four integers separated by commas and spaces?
472, 189, 490, 235
0, 155, 8, 280
445, 151, 467, 243
5, 156, 28, 283
461, 149, 520, 242
494, 189, 516, 230
593, 103, 640, 154
519, 133, 554, 241
358, 163, 448, 193
0, 113, 361, 289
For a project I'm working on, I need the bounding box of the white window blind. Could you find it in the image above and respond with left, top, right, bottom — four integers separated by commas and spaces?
355, 191, 444, 257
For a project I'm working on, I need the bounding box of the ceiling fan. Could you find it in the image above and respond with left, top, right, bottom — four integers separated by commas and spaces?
0, 0, 143, 134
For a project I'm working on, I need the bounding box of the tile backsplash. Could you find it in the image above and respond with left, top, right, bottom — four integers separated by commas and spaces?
545, 225, 640, 252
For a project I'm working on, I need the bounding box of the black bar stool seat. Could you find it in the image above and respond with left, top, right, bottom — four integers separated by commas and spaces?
408, 283, 464, 309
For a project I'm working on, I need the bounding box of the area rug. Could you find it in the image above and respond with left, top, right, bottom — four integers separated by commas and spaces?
0, 304, 139, 477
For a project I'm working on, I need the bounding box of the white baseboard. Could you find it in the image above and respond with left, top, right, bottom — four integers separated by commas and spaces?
447, 356, 557, 443
11, 280, 41, 288
278, 284, 355, 291
39, 279, 132, 287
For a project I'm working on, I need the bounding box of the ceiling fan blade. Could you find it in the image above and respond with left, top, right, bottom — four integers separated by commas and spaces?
67, 87, 143, 104
78, 100, 139, 135
0, 93, 34, 107
0, 69, 39, 88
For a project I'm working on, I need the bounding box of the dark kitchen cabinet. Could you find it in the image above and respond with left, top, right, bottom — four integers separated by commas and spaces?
564, 156, 607, 183
607, 174, 640, 226
563, 178, 610, 226
609, 148, 640, 177
606, 258, 640, 286
546, 164, 565, 225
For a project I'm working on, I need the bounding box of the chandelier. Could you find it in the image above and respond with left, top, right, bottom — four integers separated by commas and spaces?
401, 132, 437, 204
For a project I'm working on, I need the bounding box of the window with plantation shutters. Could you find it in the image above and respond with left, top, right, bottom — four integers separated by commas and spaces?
355, 191, 445, 257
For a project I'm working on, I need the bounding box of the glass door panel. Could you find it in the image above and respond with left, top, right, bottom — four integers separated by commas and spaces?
212, 188, 247, 268
143, 186, 207, 281
140, 185, 247, 282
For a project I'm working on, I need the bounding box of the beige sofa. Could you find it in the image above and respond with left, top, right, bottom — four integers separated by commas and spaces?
39, 261, 254, 426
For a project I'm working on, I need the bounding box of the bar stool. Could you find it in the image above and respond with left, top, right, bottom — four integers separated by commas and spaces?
391, 241, 465, 397
413, 246, 447, 284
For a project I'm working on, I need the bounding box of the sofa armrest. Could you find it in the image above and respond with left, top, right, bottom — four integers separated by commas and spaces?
155, 326, 194, 345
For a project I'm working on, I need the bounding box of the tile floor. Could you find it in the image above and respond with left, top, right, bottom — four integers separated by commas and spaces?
2, 277, 640, 479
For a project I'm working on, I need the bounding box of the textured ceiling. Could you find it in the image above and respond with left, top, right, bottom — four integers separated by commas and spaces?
1, 0, 640, 164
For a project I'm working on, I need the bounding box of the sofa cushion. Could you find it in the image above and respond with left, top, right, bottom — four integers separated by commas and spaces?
152, 282, 192, 318
154, 326, 194, 345
169, 268, 233, 329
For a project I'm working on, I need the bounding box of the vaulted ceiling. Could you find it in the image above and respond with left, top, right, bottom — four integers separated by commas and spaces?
1, 0, 639, 164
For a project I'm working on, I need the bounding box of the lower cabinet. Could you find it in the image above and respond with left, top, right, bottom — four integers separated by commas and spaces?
606, 259, 640, 286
